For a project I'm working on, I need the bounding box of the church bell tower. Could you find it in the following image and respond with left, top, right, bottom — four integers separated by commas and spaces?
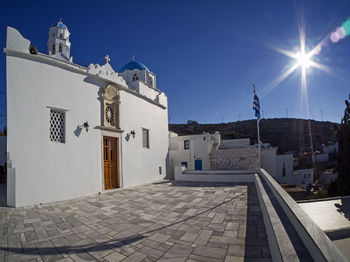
47, 19, 72, 62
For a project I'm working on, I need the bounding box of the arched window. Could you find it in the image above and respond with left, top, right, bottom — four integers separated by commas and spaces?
59, 44, 62, 53
132, 74, 138, 82
52, 44, 55, 55
149, 77, 153, 87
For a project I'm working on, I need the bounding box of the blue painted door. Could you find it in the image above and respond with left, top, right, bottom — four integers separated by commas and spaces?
195, 159, 202, 170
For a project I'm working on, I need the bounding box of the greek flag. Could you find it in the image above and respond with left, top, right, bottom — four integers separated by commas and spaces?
253, 85, 260, 119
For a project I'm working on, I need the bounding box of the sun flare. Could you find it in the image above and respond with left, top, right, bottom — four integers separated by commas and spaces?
295, 51, 312, 69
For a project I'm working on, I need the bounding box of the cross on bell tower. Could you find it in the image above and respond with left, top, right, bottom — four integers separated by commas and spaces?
105, 54, 111, 64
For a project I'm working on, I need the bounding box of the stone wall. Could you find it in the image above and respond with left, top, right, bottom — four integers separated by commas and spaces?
210, 147, 259, 170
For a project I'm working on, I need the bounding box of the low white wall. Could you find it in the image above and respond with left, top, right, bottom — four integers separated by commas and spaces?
6, 167, 15, 207
174, 167, 255, 183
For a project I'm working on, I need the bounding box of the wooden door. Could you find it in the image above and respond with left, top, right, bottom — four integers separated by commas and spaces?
103, 137, 119, 190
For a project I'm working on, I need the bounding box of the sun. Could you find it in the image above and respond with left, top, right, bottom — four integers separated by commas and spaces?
295, 51, 312, 69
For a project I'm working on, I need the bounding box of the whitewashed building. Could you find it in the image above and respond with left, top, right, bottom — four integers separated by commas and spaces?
5, 21, 169, 207
168, 132, 220, 178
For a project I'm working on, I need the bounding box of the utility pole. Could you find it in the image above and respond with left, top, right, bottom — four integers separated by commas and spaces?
238, 114, 241, 121
286, 107, 289, 118
321, 109, 324, 122
262, 110, 264, 119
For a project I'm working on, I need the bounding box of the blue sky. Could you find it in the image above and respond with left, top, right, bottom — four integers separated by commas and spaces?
1, 0, 350, 126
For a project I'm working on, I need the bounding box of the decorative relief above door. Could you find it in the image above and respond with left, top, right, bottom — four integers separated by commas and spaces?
102, 84, 120, 129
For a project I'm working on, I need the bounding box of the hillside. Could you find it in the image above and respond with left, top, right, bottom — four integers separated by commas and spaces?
169, 118, 338, 154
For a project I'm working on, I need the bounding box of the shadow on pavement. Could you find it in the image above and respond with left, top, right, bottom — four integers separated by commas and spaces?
335, 197, 350, 220
0, 182, 6, 207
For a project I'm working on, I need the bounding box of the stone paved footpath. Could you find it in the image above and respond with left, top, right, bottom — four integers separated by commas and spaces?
0, 181, 271, 262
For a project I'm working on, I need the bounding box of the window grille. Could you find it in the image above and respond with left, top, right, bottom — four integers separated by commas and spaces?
50, 109, 65, 143
142, 128, 149, 148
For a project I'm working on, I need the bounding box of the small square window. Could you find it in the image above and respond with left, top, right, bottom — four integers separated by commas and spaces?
142, 128, 150, 148
50, 109, 65, 143
181, 162, 188, 168
184, 140, 190, 150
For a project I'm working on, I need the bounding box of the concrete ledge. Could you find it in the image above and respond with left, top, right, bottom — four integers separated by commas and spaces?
260, 168, 347, 262
254, 174, 284, 261
175, 167, 347, 261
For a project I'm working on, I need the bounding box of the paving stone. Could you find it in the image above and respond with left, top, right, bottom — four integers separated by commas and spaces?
138, 246, 163, 259
212, 213, 226, 224
121, 251, 147, 262
190, 253, 223, 262
86, 244, 114, 259
148, 233, 171, 243
227, 244, 245, 257
224, 256, 244, 262
1, 182, 271, 261
67, 251, 97, 262
162, 243, 194, 258
179, 232, 197, 242
104, 251, 126, 262
158, 258, 187, 262
193, 245, 227, 259
194, 230, 213, 245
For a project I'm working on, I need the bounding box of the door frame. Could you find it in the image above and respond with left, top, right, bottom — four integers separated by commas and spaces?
101, 131, 122, 191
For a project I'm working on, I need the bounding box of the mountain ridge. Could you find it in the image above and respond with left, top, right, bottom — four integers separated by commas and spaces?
169, 118, 338, 154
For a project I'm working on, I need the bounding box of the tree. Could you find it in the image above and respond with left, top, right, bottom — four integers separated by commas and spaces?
330, 94, 350, 196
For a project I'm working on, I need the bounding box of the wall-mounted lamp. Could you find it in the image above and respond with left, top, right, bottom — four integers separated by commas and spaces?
83, 121, 89, 132
130, 130, 136, 138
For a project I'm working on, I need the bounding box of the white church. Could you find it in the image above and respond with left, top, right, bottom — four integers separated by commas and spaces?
5, 20, 169, 207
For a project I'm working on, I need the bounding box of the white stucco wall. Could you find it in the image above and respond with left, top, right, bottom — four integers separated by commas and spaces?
169, 133, 220, 178
261, 148, 277, 179
292, 168, 314, 187
5, 27, 169, 207
6, 53, 102, 207
119, 91, 168, 187
276, 154, 294, 184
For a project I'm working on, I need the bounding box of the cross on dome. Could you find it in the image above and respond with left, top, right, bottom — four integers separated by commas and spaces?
105, 55, 111, 64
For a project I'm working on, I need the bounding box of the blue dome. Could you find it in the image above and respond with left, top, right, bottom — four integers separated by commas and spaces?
119, 61, 150, 72
51, 20, 67, 29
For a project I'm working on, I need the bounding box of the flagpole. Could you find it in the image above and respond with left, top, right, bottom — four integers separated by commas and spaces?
257, 116, 261, 168
253, 83, 261, 168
